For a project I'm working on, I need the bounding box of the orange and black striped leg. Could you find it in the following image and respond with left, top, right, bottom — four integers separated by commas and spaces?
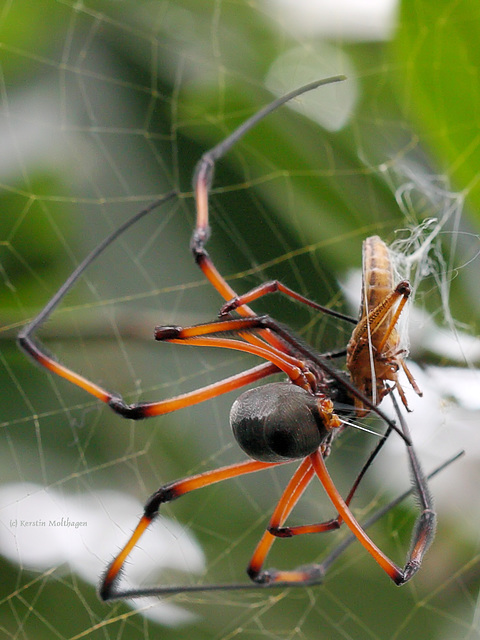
99, 449, 460, 600
20, 325, 278, 419
219, 279, 356, 325
251, 448, 453, 588
17, 192, 177, 411
247, 427, 393, 585
190, 77, 345, 353
310, 439, 436, 585
271, 424, 394, 538
155, 317, 317, 391
190, 76, 345, 273
309, 449, 404, 583
247, 456, 330, 586
99, 458, 281, 600
318, 450, 461, 579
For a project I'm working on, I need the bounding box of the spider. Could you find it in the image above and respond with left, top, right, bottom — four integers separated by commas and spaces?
19, 76, 440, 600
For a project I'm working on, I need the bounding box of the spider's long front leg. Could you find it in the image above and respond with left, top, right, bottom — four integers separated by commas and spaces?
189, 77, 346, 352
16, 193, 283, 418
17, 193, 178, 413
190, 76, 345, 274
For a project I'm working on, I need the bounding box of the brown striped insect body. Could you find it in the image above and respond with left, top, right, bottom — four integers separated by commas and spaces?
347, 235, 422, 416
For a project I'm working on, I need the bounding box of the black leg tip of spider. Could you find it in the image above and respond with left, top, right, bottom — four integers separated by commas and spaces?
98, 581, 111, 602
247, 565, 325, 587
16, 334, 38, 362
154, 326, 182, 340
17, 332, 27, 347
98, 563, 123, 602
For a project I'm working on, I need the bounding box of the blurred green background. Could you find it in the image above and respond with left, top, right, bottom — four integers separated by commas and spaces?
1, 1, 479, 639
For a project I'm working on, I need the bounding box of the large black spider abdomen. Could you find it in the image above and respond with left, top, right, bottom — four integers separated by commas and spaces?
230, 382, 329, 463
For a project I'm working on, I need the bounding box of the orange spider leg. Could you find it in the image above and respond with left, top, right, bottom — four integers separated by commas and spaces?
220, 279, 356, 325
22, 326, 279, 420
248, 424, 399, 582
270, 423, 394, 538
193, 241, 290, 354
99, 449, 461, 599
158, 334, 314, 391
100, 458, 281, 600
310, 447, 435, 584
247, 457, 325, 585
309, 449, 402, 582
191, 78, 346, 354
21, 338, 112, 404
141, 362, 278, 418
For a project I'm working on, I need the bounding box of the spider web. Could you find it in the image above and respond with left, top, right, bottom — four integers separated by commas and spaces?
1, 1, 480, 639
